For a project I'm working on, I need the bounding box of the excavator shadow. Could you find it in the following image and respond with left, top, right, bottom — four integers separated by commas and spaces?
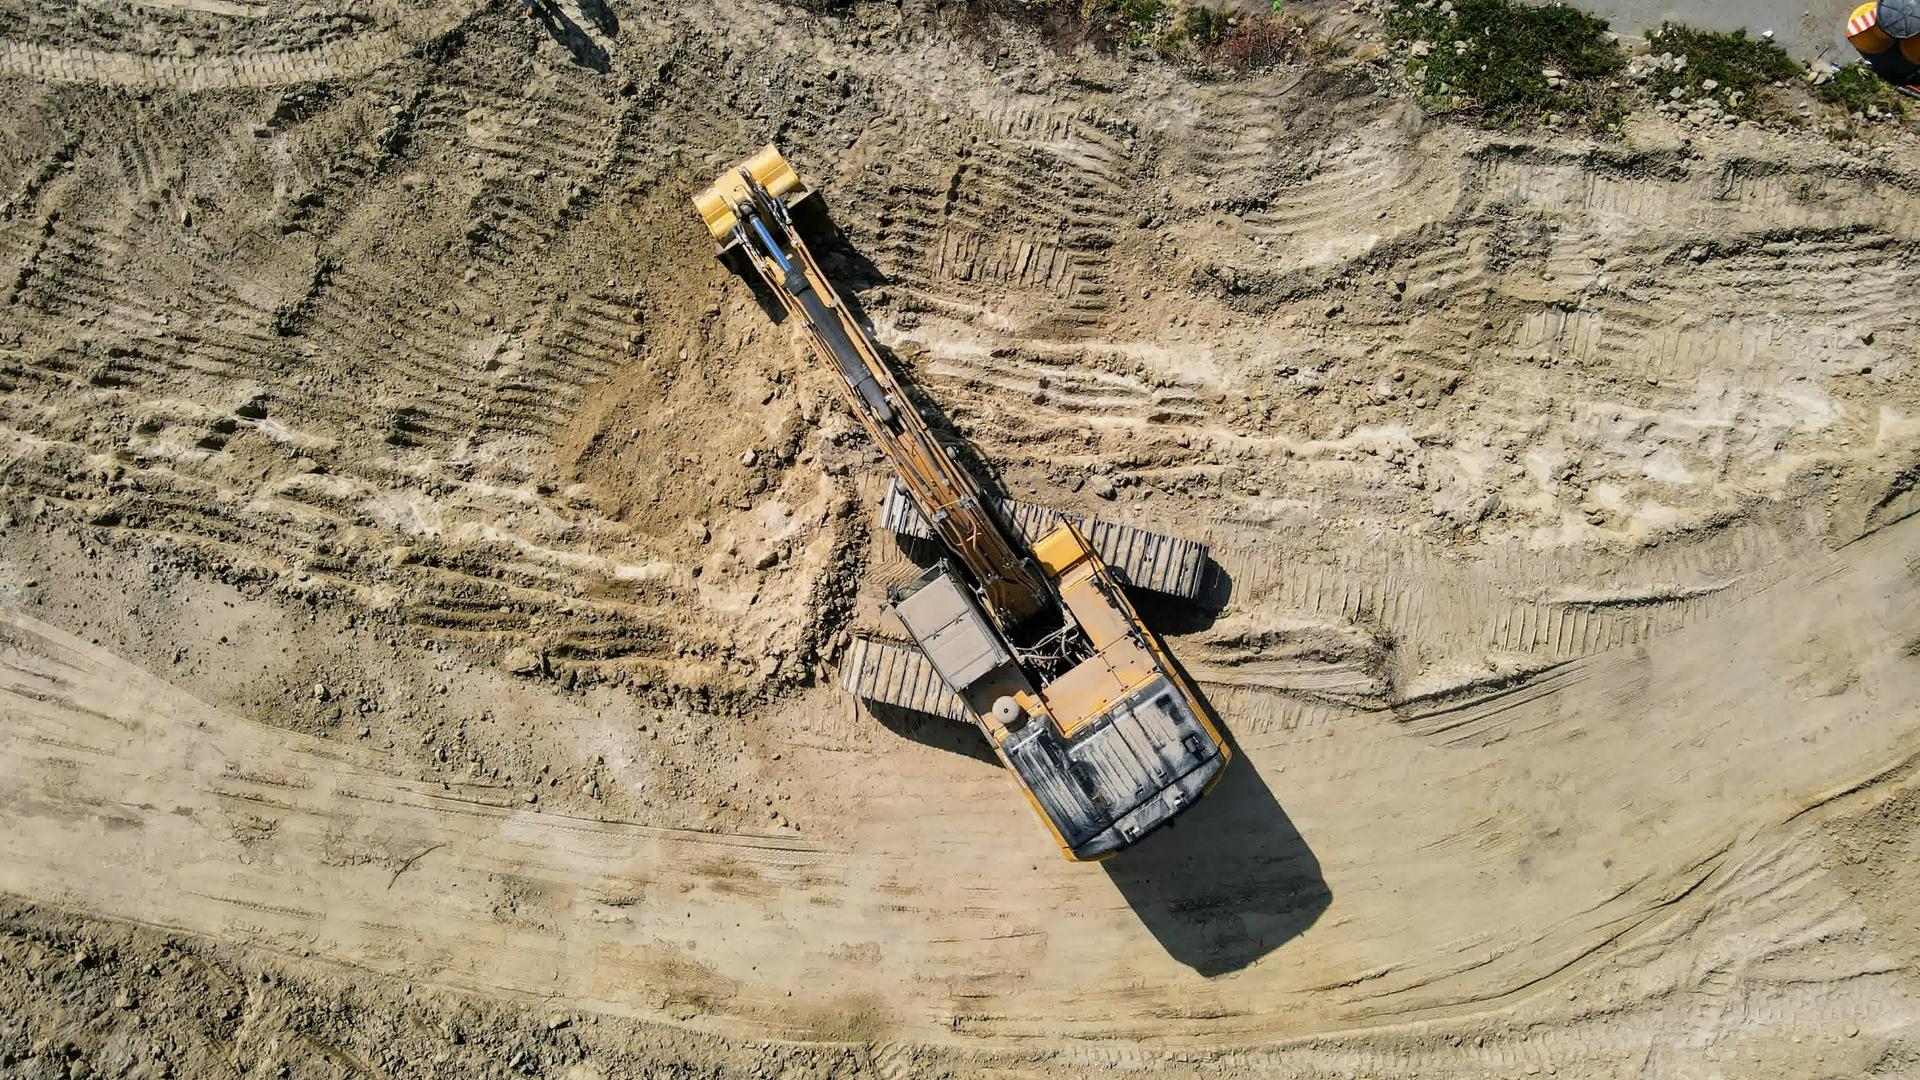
867, 672, 1329, 977
575, 0, 618, 38
1102, 724, 1331, 976
1129, 560, 1232, 635
865, 701, 1001, 767
531, 0, 611, 72
1100, 626, 1329, 975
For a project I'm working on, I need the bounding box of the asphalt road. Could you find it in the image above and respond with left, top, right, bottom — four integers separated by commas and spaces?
1564, 0, 1862, 60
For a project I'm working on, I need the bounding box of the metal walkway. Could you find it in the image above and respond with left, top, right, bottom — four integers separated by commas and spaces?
878, 479, 1211, 602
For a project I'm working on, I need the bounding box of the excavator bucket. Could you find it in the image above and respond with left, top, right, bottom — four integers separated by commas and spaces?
692, 145, 807, 247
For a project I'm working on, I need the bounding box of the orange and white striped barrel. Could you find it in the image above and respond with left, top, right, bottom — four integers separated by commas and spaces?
1851, 2, 1920, 71
1851, 3, 1893, 50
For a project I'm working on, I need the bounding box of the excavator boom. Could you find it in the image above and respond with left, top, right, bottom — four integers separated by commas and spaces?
698, 150, 1050, 631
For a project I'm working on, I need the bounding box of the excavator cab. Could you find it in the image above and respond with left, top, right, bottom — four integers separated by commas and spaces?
891, 525, 1228, 859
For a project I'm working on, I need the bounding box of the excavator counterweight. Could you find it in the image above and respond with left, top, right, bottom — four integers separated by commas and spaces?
694, 147, 1230, 860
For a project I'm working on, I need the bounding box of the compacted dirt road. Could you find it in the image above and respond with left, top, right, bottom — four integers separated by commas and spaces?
2, 0, 1920, 1075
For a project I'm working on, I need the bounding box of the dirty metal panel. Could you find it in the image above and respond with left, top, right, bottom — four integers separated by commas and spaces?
1037, 651, 1135, 734
893, 570, 1012, 691
1003, 723, 1105, 848
1060, 678, 1212, 818
880, 479, 1208, 601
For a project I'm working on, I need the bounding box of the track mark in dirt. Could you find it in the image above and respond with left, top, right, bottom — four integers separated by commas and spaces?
6, 505, 1920, 1046
0, 0, 488, 90
386, 842, 446, 889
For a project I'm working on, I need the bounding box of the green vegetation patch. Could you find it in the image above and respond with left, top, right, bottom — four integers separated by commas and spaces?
1180, 4, 1231, 48
1079, 0, 1305, 65
1816, 61, 1911, 119
1386, 0, 1626, 130
1642, 24, 1798, 118
1173, 5, 1310, 70
1082, 0, 1167, 43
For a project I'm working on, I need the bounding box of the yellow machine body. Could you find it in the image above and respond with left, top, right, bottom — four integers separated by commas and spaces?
985, 520, 1233, 858
693, 146, 805, 245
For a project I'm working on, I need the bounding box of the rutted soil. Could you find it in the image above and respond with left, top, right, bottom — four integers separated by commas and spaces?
2, 0, 1920, 1075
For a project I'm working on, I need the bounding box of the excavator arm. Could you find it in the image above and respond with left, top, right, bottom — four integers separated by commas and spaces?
698, 149, 1050, 632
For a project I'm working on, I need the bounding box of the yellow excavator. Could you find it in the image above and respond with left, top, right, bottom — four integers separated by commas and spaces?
694, 147, 1230, 860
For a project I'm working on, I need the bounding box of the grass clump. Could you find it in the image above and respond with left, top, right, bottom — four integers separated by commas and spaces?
1642, 24, 1798, 118
1210, 12, 1310, 70
1083, 0, 1166, 42
1816, 61, 1911, 119
965, 0, 1307, 64
1084, 1, 1308, 70
1171, 5, 1310, 70
1386, 0, 1626, 130
1180, 4, 1231, 47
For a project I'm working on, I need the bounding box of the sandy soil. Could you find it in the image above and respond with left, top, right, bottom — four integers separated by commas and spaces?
2, 0, 1920, 1076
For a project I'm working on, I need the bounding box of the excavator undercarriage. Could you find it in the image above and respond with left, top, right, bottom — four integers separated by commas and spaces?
694, 147, 1230, 859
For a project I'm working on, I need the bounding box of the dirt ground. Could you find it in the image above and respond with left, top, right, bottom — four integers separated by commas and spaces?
2, 0, 1920, 1075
